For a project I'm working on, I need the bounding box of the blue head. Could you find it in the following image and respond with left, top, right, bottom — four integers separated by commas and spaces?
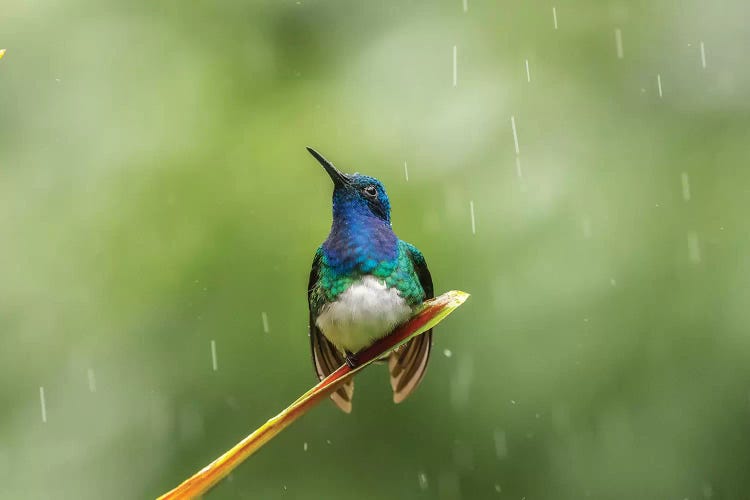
308, 147, 398, 273
307, 147, 391, 225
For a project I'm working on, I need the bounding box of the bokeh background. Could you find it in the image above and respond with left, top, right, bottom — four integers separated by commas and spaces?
2, 1, 749, 498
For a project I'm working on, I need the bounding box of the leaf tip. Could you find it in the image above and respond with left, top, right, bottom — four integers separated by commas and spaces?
449, 290, 470, 306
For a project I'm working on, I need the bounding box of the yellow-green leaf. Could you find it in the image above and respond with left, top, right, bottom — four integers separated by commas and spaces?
157, 290, 469, 500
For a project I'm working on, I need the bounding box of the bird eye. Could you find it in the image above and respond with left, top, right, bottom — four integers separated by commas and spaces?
363, 186, 378, 198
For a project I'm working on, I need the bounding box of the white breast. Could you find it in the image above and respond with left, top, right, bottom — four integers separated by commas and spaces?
316, 275, 412, 353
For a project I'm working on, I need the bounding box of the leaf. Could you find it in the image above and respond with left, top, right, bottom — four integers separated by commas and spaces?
157, 290, 469, 500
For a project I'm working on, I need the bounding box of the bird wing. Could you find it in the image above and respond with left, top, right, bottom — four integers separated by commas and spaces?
308, 248, 354, 413
389, 242, 433, 403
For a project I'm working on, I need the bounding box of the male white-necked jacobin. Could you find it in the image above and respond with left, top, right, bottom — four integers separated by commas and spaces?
306, 147, 434, 413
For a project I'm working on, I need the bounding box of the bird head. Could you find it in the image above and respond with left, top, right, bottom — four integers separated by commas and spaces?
307, 147, 391, 224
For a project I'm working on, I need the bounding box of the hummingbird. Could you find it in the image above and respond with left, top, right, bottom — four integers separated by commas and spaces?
306, 147, 434, 413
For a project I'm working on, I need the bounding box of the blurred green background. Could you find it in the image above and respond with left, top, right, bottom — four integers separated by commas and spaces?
2, 0, 749, 498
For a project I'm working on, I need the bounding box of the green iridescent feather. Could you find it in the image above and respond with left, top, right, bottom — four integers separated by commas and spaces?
309, 240, 427, 316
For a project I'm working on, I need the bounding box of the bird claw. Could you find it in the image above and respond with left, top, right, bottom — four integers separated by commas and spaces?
344, 351, 359, 369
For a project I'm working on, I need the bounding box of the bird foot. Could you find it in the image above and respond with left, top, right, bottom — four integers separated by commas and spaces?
344, 351, 359, 369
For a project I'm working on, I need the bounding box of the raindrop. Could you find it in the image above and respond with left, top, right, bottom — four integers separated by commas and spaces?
87, 368, 97, 393
494, 484, 502, 493
515, 157, 523, 180
681, 172, 691, 201
452, 45, 458, 87
610, 278, 617, 287
462, 0, 468, 13
443, 349, 453, 358
524, 59, 531, 82
261, 312, 270, 333
404, 161, 409, 181
210, 340, 218, 371
39, 386, 47, 423
493, 430, 508, 459
303, 442, 308, 451
552, 7, 558, 29
657, 74, 663, 98
700, 41, 707, 69
510, 116, 520, 155
469, 201, 476, 235
418, 471, 429, 490
449, 356, 474, 409
614, 28, 624, 59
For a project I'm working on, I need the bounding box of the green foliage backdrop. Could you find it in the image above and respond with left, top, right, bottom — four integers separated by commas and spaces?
2, 1, 748, 498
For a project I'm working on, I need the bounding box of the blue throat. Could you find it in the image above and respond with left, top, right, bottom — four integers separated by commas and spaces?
322, 196, 398, 275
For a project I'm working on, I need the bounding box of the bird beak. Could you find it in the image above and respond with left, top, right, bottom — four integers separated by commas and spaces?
307, 147, 349, 187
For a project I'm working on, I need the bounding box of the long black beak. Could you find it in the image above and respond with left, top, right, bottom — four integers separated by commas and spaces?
307, 147, 349, 187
